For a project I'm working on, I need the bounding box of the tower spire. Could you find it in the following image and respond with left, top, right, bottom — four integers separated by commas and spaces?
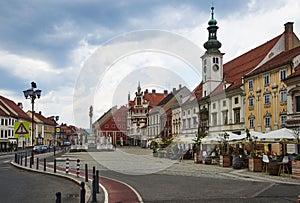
203, 6, 222, 54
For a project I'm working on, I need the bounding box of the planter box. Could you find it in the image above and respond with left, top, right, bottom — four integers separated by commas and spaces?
292, 161, 300, 178
248, 157, 262, 172
220, 155, 231, 167
194, 153, 202, 163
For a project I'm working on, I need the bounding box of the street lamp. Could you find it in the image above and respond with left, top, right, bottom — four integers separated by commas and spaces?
23, 81, 42, 146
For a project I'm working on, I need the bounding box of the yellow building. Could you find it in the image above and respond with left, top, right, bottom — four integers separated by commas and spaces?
244, 23, 300, 133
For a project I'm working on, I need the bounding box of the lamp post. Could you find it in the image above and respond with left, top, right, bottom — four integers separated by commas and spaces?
23, 82, 42, 146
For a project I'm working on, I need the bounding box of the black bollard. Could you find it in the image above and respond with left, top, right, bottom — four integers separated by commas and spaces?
31, 150, 34, 165
96, 170, 99, 193
25, 156, 27, 167
20, 155, 23, 166
54, 159, 56, 173
92, 174, 97, 202
85, 164, 88, 182
54, 146, 56, 156
80, 182, 86, 203
56, 192, 61, 203
15, 153, 17, 163
93, 166, 95, 175
36, 157, 39, 170
43, 158, 46, 171
29, 157, 32, 168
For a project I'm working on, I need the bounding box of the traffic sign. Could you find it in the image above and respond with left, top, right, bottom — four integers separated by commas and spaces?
55, 126, 61, 135
14, 122, 30, 138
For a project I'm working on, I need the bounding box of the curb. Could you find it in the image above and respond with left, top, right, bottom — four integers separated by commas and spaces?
10, 161, 92, 202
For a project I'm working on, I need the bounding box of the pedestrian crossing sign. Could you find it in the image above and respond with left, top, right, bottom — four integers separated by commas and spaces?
14, 122, 30, 138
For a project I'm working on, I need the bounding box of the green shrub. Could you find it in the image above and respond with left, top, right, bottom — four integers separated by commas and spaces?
295, 154, 300, 161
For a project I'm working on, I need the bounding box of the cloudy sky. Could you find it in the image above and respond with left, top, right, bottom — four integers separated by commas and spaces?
0, 0, 299, 128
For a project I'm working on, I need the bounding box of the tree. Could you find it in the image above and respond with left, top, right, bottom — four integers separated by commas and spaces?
192, 131, 206, 153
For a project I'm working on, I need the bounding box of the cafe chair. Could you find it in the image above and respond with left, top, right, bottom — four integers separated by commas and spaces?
262, 155, 269, 174
278, 156, 289, 176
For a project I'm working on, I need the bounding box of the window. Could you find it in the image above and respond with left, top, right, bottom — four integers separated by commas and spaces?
280, 115, 287, 128
137, 97, 141, 105
193, 117, 197, 127
248, 80, 253, 90
112, 124, 115, 128
222, 111, 228, 125
296, 96, 300, 112
182, 119, 186, 129
248, 97, 254, 107
280, 90, 287, 103
249, 117, 254, 129
264, 93, 270, 105
264, 74, 270, 86
280, 69, 287, 81
188, 110, 190, 115
213, 57, 219, 64
213, 103, 216, 109
223, 100, 226, 107
183, 111, 185, 116
265, 116, 271, 127
105, 124, 109, 128
234, 97, 239, 104
234, 108, 240, 123
212, 113, 217, 126
187, 118, 191, 128
1, 119, 3, 125
204, 59, 207, 65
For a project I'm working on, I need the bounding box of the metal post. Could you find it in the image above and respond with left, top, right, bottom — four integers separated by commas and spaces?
92, 174, 97, 202
80, 182, 86, 203
15, 153, 17, 163
25, 156, 27, 167
66, 158, 69, 174
56, 192, 61, 203
96, 170, 99, 193
54, 159, 57, 173
85, 164, 88, 182
31, 150, 34, 165
93, 166, 95, 175
43, 158, 46, 171
29, 157, 32, 168
20, 155, 23, 166
76, 159, 80, 177
36, 157, 39, 170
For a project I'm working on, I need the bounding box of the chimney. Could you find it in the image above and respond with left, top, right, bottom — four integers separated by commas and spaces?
179, 84, 182, 89
173, 87, 176, 93
145, 89, 148, 94
39, 111, 42, 115
164, 90, 168, 95
152, 89, 156, 93
284, 22, 294, 51
17, 102, 23, 109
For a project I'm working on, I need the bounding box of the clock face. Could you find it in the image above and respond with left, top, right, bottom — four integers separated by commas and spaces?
213, 64, 219, 72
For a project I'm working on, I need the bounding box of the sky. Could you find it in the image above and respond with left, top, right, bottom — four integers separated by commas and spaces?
0, 0, 299, 128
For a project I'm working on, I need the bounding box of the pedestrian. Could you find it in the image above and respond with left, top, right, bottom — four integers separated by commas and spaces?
179, 146, 183, 162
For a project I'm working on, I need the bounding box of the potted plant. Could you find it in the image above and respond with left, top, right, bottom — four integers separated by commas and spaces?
219, 133, 231, 167
192, 131, 206, 163
292, 154, 300, 178
247, 129, 262, 172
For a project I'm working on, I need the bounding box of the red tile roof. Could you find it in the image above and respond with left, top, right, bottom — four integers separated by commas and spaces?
224, 35, 282, 90
192, 82, 203, 101
285, 63, 300, 80
31, 111, 57, 126
247, 45, 300, 77
0, 95, 30, 121
144, 92, 166, 106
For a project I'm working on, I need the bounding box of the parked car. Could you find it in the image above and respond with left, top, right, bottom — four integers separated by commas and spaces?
33, 145, 48, 154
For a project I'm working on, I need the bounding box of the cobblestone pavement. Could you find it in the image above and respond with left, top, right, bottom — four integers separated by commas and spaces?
54, 147, 300, 185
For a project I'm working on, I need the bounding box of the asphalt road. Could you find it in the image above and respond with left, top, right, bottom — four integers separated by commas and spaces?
0, 154, 81, 203
101, 164, 300, 203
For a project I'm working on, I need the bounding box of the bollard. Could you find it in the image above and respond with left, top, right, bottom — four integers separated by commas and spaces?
15, 153, 17, 163
66, 158, 69, 174
20, 155, 23, 166
36, 157, 39, 170
43, 158, 46, 171
76, 159, 80, 177
56, 192, 61, 203
54, 146, 56, 156
96, 170, 99, 193
92, 174, 97, 202
29, 157, 32, 168
25, 156, 27, 167
93, 166, 95, 175
54, 159, 57, 173
80, 182, 86, 203
85, 164, 88, 182
31, 150, 34, 165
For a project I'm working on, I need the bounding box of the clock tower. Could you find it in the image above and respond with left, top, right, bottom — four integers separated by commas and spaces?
201, 6, 224, 97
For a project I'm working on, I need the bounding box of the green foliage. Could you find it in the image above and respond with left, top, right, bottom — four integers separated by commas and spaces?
295, 154, 300, 161
193, 131, 206, 146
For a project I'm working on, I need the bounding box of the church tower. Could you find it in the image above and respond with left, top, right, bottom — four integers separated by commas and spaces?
201, 6, 224, 97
